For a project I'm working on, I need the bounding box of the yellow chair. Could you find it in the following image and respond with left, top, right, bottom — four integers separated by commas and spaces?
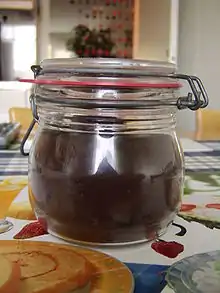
8, 107, 36, 139
196, 109, 220, 141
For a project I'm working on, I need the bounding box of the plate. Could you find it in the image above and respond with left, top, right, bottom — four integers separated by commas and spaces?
74, 245, 134, 292
166, 251, 220, 293
0, 240, 134, 293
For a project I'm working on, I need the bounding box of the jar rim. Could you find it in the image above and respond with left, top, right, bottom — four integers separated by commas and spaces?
40, 58, 176, 75
21, 58, 181, 89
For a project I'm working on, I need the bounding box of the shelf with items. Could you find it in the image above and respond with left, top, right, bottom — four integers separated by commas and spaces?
46, 0, 134, 59
36, 0, 179, 63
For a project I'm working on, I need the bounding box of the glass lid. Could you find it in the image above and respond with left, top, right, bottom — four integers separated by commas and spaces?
40, 58, 176, 75
21, 58, 181, 89
19, 58, 209, 113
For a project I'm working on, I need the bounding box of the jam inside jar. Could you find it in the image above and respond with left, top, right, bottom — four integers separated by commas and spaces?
22, 58, 208, 245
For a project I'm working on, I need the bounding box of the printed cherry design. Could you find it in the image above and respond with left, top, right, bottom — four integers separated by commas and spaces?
151, 240, 184, 258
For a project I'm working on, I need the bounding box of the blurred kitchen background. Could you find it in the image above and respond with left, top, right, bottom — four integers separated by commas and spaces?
0, 0, 219, 134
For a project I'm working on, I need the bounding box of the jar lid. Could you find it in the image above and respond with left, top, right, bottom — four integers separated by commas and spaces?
40, 58, 176, 75
21, 58, 181, 89
20, 58, 209, 112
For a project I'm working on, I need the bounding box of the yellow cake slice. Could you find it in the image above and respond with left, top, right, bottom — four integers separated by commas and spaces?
0, 254, 21, 293
0, 241, 92, 293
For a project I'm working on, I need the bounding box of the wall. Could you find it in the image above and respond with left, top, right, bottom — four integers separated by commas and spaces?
177, 0, 220, 131
37, 0, 50, 62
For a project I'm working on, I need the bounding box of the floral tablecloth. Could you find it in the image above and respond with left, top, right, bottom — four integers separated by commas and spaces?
1, 142, 220, 293
181, 172, 220, 229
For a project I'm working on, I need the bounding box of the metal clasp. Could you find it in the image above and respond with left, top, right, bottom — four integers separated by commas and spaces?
20, 94, 39, 156
20, 65, 42, 156
31, 65, 42, 78
171, 74, 209, 110
20, 66, 42, 156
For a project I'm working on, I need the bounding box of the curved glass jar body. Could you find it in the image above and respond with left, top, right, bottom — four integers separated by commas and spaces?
28, 58, 184, 245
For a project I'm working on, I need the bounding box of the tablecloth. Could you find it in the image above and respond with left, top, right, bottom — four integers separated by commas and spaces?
0, 139, 220, 293
2, 143, 220, 177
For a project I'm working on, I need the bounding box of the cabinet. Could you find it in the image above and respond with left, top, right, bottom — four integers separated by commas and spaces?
36, 0, 179, 64
0, 0, 34, 10
133, 0, 179, 63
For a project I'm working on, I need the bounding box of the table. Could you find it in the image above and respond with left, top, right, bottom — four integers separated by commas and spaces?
1, 138, 220, 176
0, 138, 220, 293
178, 129, 220, 141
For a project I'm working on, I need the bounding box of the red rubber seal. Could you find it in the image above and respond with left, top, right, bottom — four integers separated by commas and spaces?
19, 78, 182, 89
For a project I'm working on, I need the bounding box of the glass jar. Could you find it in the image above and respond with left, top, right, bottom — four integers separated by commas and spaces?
21, 58, 208, 245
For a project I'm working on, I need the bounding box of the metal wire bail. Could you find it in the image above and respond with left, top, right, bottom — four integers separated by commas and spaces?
20, 64, 209, 156
20, 93, 38, 156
